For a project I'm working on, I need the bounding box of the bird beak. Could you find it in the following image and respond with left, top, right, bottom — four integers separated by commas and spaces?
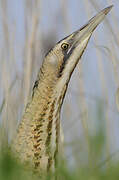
58, 5, 113, 80
68, 5, 113, 54
79, 5, 113, 34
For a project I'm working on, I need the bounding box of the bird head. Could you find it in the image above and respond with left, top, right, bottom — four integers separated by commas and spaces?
41, 6, 113, 90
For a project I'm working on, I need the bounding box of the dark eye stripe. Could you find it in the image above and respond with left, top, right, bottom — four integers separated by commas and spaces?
58, 45, 76, 78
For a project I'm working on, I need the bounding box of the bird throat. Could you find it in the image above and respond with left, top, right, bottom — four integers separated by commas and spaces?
12, 67, 67, 172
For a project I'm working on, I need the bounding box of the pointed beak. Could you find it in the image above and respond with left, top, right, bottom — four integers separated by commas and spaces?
80, 5, 113, 33
70, 5, 113, 49
58, 6, 113, 79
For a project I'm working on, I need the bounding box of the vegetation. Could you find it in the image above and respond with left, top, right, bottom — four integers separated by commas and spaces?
0, 0, 119, 179
0, 125, 119, 180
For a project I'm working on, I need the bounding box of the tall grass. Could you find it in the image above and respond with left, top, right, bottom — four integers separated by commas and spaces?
0, 0, 119, 179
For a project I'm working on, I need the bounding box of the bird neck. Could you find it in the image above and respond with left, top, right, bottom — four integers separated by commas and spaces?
13, 65, 67, 171
31, 67, 67, 170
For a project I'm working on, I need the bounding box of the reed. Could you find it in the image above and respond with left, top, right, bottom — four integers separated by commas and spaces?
0, 0, 119, 178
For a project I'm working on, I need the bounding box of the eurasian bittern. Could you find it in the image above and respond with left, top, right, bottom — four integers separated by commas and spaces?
12, 6, 113, 172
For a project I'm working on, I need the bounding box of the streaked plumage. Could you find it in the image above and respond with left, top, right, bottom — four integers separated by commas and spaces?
12, 6, 113, 172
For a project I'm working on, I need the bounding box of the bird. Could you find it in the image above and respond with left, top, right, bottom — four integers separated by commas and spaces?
12, 6, 113, 173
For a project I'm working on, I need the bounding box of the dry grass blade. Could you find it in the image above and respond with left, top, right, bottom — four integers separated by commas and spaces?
0, 0, 118, 177
116, 88, 119, 111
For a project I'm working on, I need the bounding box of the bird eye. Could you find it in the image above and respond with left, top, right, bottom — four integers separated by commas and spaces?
61, 43, 69, 50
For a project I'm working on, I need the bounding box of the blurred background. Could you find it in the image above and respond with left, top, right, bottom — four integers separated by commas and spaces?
0, 0, 119, 174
